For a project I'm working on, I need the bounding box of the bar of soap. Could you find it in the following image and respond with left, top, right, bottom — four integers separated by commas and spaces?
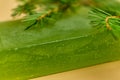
0, 8, 120, 80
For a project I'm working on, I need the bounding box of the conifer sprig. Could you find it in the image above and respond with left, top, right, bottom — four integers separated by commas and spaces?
12, 0, 81, 30
89, 1, 120, 39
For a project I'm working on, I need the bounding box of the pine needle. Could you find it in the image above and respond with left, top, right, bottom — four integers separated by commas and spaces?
89, 1, 120, 39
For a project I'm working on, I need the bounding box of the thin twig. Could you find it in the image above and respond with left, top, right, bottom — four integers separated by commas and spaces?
105, 16, 120, 30
25, 7, 59, 30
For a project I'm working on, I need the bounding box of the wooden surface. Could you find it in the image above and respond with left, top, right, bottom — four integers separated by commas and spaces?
0, 0, 17, 21
32, 61, 120, 80
1, 0, 120, 80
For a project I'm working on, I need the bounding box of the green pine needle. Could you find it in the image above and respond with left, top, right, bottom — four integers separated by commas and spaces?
89, 1, 120, 39
12, 0, 81, 30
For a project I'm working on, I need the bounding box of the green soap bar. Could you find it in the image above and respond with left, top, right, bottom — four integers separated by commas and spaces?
0, 7, 120, 80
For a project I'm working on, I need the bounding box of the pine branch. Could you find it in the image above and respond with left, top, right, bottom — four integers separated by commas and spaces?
12, 0, 81, 30
89, 1, 120, 39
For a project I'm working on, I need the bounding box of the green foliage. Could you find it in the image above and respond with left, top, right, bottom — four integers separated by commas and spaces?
12, 0, 37, 16
89, 0, 120, 39
12, 0, 81, 30
12, 0, 80, 17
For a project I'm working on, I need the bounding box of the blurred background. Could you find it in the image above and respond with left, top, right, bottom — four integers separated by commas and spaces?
1, 0, 120, 80
0, 0, 17, 21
